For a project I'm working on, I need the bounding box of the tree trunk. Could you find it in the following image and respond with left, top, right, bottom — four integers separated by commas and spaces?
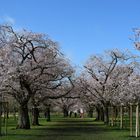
136, 103, 139, 137
114, 106, 118, 126
17, 104, 30, 129
63, 107, 68, 117
130, 104, 133, 136
32, 107, 39, 125
104, 106, 109, 125
120, 105, 123, 129
95, 107, 100, 121
111, 106, 114, 126
100, 107, 104, 121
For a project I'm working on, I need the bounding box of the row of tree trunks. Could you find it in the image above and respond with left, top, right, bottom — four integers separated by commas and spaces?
95, 102, 110, 125
96, 105, 125, 128
109, 104, 140, 138
96, 105, 122, 126
95, 105, 109, 124
95, 107, 104, 121
17, 103, 52, 129
107, 105, 124, 129
95, 103, 140, 138
108, 106, 119, 127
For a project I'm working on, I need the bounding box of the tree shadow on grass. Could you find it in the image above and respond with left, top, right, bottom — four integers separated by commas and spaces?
8, 133, 81, 137
34, 121, 111, 134
8, 119, 129, 139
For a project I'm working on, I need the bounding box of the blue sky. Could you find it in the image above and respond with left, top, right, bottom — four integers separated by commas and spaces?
0, 0, 140, 66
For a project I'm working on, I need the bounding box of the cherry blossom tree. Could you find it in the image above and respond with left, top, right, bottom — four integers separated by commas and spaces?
0, 25, 74, 129
84, 49, 133, 124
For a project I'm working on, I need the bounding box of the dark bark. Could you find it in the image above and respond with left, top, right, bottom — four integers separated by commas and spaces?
17, 104, 30, 129
100, 108, 104, 121
32, 107, 39, 125
115, 107, 118, 117
69, 111, 73, 117
63, 107, 68, 117
104, 106, 109, 125
96, 107, 100, 121
95, 107, 104, 121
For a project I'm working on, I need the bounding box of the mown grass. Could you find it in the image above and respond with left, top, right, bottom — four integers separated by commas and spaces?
0, 115, 139, 140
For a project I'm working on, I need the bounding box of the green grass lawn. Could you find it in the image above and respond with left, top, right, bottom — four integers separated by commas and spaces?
0, 115, 139, 140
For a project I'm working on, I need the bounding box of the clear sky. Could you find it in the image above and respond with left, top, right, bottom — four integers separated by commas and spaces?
0, 0, 140, 66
